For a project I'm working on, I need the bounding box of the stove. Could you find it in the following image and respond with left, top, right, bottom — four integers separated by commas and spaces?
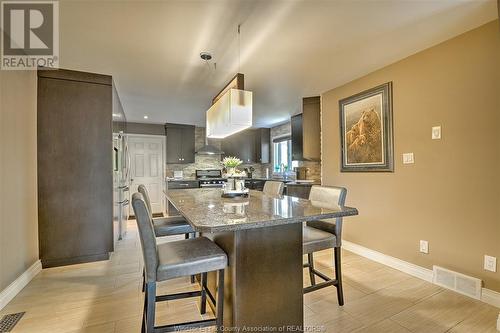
196, 169, 226, 188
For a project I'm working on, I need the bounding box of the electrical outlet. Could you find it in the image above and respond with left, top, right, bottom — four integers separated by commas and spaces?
432, 126, 441, 140
420, 240, 429, 254
403, 153, 414, 164
484, 255, 497, 272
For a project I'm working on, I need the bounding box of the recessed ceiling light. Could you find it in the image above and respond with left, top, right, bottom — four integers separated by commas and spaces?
143, 115, 149, 119
112, 113, 121, 118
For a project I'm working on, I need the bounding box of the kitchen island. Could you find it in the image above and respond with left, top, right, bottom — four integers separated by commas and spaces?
165, 188, 358, 331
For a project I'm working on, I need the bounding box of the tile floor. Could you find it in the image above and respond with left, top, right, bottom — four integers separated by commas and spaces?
1, 221, 498, 333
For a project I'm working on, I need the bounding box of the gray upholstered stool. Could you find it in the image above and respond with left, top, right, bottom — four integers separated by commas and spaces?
132, 193, 227, 333
262, 181, 284, 196
138, 184, 194, 237
302, 185, 347, 305
138, 184, 196, 289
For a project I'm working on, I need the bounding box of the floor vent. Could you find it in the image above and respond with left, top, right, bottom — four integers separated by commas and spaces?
0, 312, 25, 332
433, 265, 482, 300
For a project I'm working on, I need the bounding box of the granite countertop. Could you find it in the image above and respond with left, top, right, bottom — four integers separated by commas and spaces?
165, 188, 358, 233
166, 178, 198, 182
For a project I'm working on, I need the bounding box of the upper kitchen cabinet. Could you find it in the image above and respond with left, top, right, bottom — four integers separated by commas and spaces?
221, 128, 270, 163
256, 128, 270, 163
291, 96, 321, 161
165, 123, 195, 164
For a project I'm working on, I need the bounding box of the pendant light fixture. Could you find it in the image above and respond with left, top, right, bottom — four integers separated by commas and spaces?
205, 24, 252, 139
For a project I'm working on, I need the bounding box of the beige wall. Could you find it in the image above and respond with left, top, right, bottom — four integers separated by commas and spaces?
0, 70, 39, 291
321, 20, 500, 291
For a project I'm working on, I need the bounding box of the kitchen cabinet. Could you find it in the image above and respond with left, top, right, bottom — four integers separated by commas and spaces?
256, 128, 271, 163
244, 179, 266, 191
37, 68, 114, 268
166, 180, 199, 215
165, 124, 195, 164
285, 184, 313, 199
222, 128, 270, 163
291, 97, 321, 161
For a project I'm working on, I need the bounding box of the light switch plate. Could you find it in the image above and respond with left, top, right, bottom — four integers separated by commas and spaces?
420, 240, 429, 254
432, 126, 441, 140
484, 255, 497, 272
403, 153, 414, 164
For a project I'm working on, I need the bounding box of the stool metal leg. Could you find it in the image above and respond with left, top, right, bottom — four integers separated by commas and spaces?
216, 269, 225, 333
188, 233, 196, 284
200, 272, 208, 315
142, 268, 145, 293
307, 253, 316, 286
334, 247, 344, 306
141, 285, 147, 333
145, 282, 156, 333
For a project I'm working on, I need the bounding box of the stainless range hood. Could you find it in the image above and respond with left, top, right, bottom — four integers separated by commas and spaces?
196, 143, 224, 155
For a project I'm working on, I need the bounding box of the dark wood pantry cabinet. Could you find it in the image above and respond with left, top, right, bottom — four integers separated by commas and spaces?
165, 123, 195, 164
37, 68, 114, 268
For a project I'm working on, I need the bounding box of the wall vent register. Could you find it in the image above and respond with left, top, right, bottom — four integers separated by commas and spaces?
0, 312, 25, 332
433, 265, 482, 300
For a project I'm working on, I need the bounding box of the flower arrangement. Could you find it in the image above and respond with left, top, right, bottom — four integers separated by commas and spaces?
222, 156, 243, 177
222, 156, 243, 168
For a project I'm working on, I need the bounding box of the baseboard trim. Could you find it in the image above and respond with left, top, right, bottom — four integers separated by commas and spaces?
342, 240, 434, 282
481, 288, 500, 308
342, 240, 500, 309
41, 253, 109, 268
0, 260, 42, 311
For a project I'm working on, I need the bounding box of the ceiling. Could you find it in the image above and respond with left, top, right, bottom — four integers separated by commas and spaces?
59, 0, 497, 127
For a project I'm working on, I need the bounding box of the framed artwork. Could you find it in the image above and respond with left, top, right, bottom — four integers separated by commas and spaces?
339, 82, 394, 172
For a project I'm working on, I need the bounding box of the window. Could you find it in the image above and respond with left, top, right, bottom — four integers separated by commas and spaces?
273, 137, 292, 173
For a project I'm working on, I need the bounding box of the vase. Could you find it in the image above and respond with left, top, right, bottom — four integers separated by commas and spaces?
227, 167, 236, 176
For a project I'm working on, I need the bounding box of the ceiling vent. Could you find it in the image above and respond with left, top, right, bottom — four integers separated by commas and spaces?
433, 265, 482, 300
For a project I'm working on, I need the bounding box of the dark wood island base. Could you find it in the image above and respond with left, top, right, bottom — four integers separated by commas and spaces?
206, 223, 304, 331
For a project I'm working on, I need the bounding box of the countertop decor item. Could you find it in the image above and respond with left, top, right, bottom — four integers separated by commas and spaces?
222, 156, 243, 177
222, 157, 248, 197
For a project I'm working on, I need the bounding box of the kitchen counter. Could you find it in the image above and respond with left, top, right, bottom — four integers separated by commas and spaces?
165, 188, 357, 233
164, 188, 357, 330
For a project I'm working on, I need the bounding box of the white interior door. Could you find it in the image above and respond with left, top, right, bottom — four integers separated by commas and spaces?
128, 135, 165, 215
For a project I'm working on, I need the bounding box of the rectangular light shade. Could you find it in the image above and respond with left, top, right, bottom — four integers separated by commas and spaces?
206, 89, 252, 139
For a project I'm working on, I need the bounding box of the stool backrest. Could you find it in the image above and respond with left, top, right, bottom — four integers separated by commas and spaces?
263, 181, 284, 196
308, 186, 347, 247
137, 184, 153, 218
132, 192, 158, 283
309, 186, 346, 207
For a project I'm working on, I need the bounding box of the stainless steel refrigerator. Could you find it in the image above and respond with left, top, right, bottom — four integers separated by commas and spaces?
113, 132, 130, 244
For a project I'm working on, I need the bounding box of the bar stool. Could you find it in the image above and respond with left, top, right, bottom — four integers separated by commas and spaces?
302, 186, 347, 305
132, 193, 227, 333
262, 181, 284, 196
138, 184, 194, 238
138, 184, 197, 289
